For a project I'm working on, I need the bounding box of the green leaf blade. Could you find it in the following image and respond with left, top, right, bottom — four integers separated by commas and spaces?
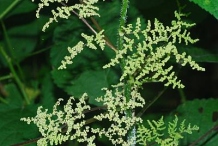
189, 0, 218, 19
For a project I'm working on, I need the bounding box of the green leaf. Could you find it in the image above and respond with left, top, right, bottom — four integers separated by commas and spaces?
0, 0, 36, 19
52, 69, 118, 106
0, 105, 39, 146
41, 73, 56, 109
0, 83, 40, 146
9, 1, 36, 17
6, 21, 39, 60
0, 84, 39, 145
0, 82, 39, 108
189, 0, 218, 19
179, 45, 218, 63
2, 83, 23, 108
168, 98, 218, 145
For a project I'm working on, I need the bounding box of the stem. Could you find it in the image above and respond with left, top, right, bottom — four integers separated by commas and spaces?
118, 0, 137, 145
137, 86, 168, 117
0, 0, 21, 20
1, 19, 29, 104
0, 46, 30, 104
118, 0, 128, 51
1, 20, 26, 86
1, 20, 14, 57
10, 137, 42, 146
0, 74, 13, 81
0, 96, 8, 104
60, 2, 117, 52
78, 0, 117, 51
90, 17, 117, 52
25, 46, 51, 58
178, 88, 186, 103
189, 124, 218, 146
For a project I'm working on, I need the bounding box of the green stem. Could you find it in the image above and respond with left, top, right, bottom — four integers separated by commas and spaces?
0, 74, 13, 81
118, 0, 136, 145
25, 47, 51, 58
0, 0, 21, 20
178, 88, 186, 103
137, 87, 168, 117
118, 0, 129, 98
118, 0, 128, 51
0, 46, 30, 104
1, 20, 25, 79
1, 19, 26, 94
1, 21, 14, 57
0, 96, 8, 104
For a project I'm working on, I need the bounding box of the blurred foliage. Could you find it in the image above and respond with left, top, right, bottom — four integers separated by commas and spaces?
0, 0, 217, 145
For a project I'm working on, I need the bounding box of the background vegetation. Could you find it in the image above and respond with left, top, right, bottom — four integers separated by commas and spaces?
0, 0, 218, 145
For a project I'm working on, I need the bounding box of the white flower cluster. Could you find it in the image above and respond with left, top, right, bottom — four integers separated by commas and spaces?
32, 0, 102, 31
104, 11, 205, 88
21, 93, 95, 146
21, 85, 145, 146
58, 30, 105, 69
92, 85, 145, 145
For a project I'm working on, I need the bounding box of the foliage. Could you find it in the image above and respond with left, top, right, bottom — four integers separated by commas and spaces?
137, 116, 199, 146
171, 98, 218, 145
189, 0, 218, 19
0, 0, 218, 146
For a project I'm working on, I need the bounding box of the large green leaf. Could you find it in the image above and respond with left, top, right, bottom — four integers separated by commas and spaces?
0, 106, 39, 146
189, 0, 218, 19
5, 20, 39, 60
166, 99, 218, 145
0, 83, 39, 146
52, 69, 118, 106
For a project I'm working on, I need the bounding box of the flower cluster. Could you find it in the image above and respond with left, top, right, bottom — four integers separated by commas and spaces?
21, 85, 145, 146
32, 0, 103, 31
58, 30, 106, 69
104, 11, 205, 88
21, 93, 95, 146
92, 84, 145, 145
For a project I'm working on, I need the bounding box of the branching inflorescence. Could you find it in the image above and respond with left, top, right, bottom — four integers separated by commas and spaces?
92, 84, 145, 145
21, 0, 204, 145
58, 30, 106, 69
103, 11, 205, 88
32, 0, 104, 31
21, 85, 145, 146
21, 93, 93, 145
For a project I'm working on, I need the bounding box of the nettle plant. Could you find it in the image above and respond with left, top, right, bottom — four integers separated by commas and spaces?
21, 0, 205, 145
